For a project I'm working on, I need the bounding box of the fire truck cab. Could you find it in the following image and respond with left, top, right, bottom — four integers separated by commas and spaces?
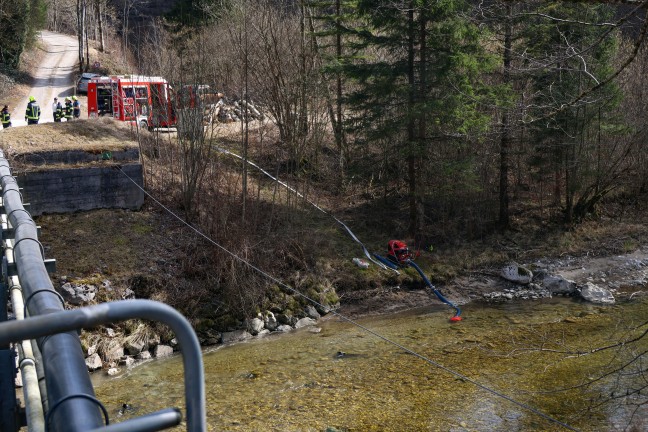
87, 75, 176, 130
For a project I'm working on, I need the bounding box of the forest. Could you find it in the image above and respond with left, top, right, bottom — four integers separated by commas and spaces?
2, 0, 648, 316
2, 0, 648, 238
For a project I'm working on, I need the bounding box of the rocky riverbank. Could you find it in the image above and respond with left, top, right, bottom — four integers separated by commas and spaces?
62, 246, 648, 376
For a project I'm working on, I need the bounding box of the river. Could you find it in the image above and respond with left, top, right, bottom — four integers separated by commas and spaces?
93, 297, 648, 431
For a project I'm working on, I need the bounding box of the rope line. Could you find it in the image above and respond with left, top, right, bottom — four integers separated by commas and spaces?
117, 167, 579, 431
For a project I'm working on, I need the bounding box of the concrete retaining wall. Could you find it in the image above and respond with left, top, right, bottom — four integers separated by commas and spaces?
17, 164, 145, 216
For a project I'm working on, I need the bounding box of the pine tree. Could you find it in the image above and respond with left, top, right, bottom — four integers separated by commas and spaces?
0, 0, 47, 68
523, 2, 621, 223
307, 0, 357, 181
344, 0, 493, 236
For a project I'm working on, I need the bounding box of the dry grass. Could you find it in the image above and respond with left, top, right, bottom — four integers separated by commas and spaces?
0, 118, 138, 155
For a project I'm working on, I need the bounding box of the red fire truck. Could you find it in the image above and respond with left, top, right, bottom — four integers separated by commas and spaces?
87, 75, 176, 130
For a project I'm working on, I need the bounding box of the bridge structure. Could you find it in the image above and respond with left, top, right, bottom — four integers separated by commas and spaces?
0, 150, 206, 432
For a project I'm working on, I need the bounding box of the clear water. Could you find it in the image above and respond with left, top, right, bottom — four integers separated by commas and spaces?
94, 297, 648, 431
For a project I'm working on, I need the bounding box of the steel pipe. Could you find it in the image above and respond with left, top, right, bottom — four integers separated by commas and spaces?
0, 150, 103, 431
87, 408, 182, 432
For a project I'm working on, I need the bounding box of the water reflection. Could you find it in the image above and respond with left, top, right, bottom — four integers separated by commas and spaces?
94, 297, 648, 431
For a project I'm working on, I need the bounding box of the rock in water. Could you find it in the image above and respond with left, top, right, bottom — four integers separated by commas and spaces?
500, 262, 533, 284
579, 282, 615, 304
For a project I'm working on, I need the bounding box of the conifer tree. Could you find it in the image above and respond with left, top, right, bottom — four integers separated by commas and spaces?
523, 2, 621, 223
0, 0, 47, 68
344, 0, 493, 236
307, 0, 357, 180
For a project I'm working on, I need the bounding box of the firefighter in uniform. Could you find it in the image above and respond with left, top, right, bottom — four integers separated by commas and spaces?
1, 105, 11, 128
25, 96, 41, 125
64, 97, 73, 121
53, 97, 62, 122
72, 95, 81, 119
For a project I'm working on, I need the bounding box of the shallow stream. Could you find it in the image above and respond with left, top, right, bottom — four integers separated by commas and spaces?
93, 297, 648, 431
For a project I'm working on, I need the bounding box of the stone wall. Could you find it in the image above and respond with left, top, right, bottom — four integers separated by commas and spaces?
16, 163, 144, 216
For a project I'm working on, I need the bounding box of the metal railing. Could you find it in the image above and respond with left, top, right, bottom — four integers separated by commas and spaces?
0, 150, 205, 432
0, 300, 206, 432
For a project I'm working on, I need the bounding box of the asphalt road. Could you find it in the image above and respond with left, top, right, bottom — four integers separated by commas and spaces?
12, 31, 79, 127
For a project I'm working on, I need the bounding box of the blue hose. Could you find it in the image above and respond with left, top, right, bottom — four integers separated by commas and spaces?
372, 253, 401, 270
374, 253, 462, 320
407, 261, 462, 319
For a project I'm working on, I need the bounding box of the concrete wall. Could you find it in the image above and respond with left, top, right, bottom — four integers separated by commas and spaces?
17, 164, 145, 216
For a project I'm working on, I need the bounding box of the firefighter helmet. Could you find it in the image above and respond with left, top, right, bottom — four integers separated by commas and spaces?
29, 96, 35, 102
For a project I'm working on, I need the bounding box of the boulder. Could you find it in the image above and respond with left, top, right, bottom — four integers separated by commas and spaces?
276, 325, 293, 333
125, 338, 146, 356
276, 313, 295, 326
138, 351, 152, 360
120, 356, 136, 367
59, 282, 97, 305
500, 262, 533, 285
264, 311, 278, 331
295, 317, 317, 329
221, 330, 253, 344
247, 317, 265, 335
154, 345, 174, 358
85, 353, 103, 371
304, 305, 321, 320
87, 344, 98, 356
579, 282, 615, 304
101, 340, 124, 362
536, 272, 577, 295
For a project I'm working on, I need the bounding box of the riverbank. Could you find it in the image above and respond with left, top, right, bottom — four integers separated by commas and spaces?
30, 198, 648, 376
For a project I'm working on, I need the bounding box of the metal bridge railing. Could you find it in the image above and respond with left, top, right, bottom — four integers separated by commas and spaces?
0, 149, 205, 432
0, 300, 206, 432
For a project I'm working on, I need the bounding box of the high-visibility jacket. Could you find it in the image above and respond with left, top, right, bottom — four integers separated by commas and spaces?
1, 109, 10, 127
65, 102, 73, 119
54, 103, 63, 122
25, 101, 41, 123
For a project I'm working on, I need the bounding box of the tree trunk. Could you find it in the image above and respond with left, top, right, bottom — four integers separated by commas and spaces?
241, 1, 249, 223
76, 0, 87, 72
85, 8, 90, 68
97, 0, 105, 52
335, 0, 347, 174
415, 4, 428, 237
305, 3, 347, 191
498, 4, 512, 228
299, 0, 308, 138
407, 2, 418, 237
